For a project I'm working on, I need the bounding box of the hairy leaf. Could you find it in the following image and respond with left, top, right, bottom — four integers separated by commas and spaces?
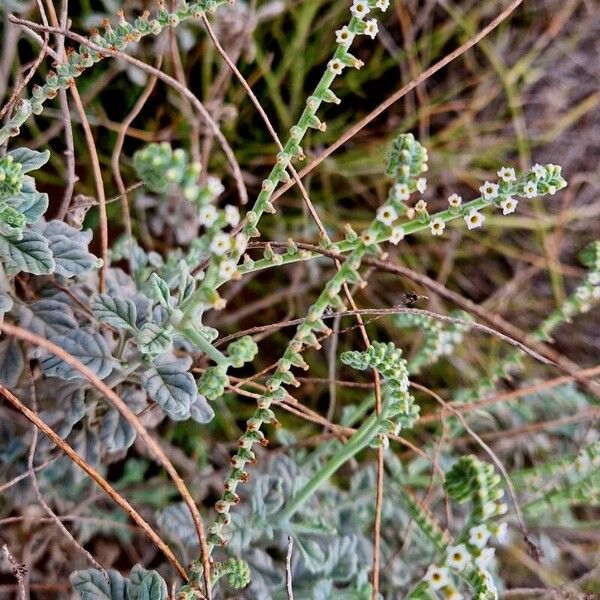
135, 322, 172, 356
42, 327, 114, 380
147, 273, 171, 308
8, 147, 50, 173
92, 294, 138, 332
70, 568, 127, 600
127, 565, 168, 600
0, 338, 23, 387
0, 230, 55, 275
5, 190, 49, 224
99, 409, 136, 453
20, 298, 79, 337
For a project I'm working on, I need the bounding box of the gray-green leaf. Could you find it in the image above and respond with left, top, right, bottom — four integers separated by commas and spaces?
70, 568, 127, 600
140, 357, 195, 421
0, 338, 23, 387
147, 273, 171, 309
8, 148, 50, 173
135, 322, 172, 356
0, 230, 55, 275
92, 294, 138, 332
127, 565, 168, 600
99, 409, 136, 453
5, 190, 49, 224
20, 299, 79, 337
42, 327, 114, 380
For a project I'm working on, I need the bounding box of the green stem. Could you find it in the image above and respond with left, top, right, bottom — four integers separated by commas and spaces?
180, 324, 229, 366
276, 410, 385, 525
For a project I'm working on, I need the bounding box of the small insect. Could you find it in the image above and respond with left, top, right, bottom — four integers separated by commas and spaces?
402, 291, 420, 307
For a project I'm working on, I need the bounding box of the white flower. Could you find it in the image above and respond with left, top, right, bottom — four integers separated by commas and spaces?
389, 225, 405, 245
468, 524, 490, 548
393, 183, 410, 201
532, 163, 547, 180
415, 199, 427, 213
497, 166, 516, 183
424, 565, 449, 591
224, 205, 240, 227
210, 232, 231, 256
492, 522, 508, 544
327, 59, 344, 75
443, 587, 464, 600
207, 175, 224, 197
475, 547, 496, 570
445, 544, 470, 571
482, 501, 497, 518
479, 181, 499, 201
376, 0, 390, 10
576, 286, 591, 302
199, 205, 218, 227
500, 197, 518, 215
335, 25, 353, 44
183, 184, 200, 201
361, 231, 377, 246
430, 218, 445, 236
524, 180, 538, 198
364, 19, 379, 39
448, 193, 462, 208
416, 177, 427, 193
233, 233, 248, 254
590, 273, 600, 285
376, 204, 398, 226
218, 259, 237, 280
350, 0, 370, 18
465, 209, 485, 230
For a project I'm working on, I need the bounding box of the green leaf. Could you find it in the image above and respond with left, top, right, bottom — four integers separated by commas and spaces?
135, 322, 172, 356
20, 298, 79, 337
70, 569, 128, 600
6, 190, 49, 223
92, 294, 138, 332
8, 147, 50, 173
147, 273, 171, 309
127, 565, 168, 600
0, 230, 54, 275
42, 327, 114, 380
140, 355, 195, 421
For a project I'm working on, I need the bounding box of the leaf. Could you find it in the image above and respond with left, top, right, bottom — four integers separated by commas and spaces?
5, 191, 49, 224
190, 393, 214, 424
99, 409, 136, 453
147, 273, 171, 308
0, 291, 13, 315
70, 568, 128, 600
42, 327, 114, 380
0, 230, 55, 275
0, 338, 23, 387
8, 147, 50, 173
140, 357, 195, 420
135, 322, 172, 356
92, 294, 138, 332
20, 299, 79, 337
157, 503, 197, 546
127, 565, 168, 600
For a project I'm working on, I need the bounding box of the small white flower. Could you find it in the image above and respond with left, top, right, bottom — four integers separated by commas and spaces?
465, 209, 485, 230
524, 180, 538, 198
327, 59, 344, 75
376, 0, 390, 10
416, 177, 427, 193
590, 273, 600, 285
592, 286, 600, 300
389, 225, 405, 245
361, 231, 377, 246
199, 205, 218, 227
532, 163, 547, 180
475, 547, 496, 570
376, 205, 398, 226
468, 524, 491, 549
445, 544, 470, 571
210, 232, 231, 256
207, 175, 224, 197
424, 565, 449, 591
183, 184, 200, 201
576, 286, 591, 302
479, 181, 499, 201
350, 0, 370, 18
500, 197, 518, 215
492, 522, 509, 544
482, 501, 497, 518
415, 199, 427, 213
393, 183, 410, 201
218, 259, 237, 280
548, 185, 557, 195
430, 218, 445, 236
335, 26, 354, 44
443, 587, 464, 600
364, 18, 379, 39
233, 233, 248, 254
497, 166, 516, 183
224, 205, 240, 227
448, 193, 462, 208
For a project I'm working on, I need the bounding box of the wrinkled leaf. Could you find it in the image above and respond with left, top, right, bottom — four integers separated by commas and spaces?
0, 338, 23, 387
92, 294, 138, 332
135, 322, 172, 356
157, 503, 197, 546
0, 230, 55, 275
99, 409, 136, 453
127, 565, 168, 600
8, 147, 50, 173
5, 190, 49, 224
147, 273, 171, 308
42, 327, 114, 380
0, 291, 13, 315
70, 568, 127, 600
20, 298, 78, 337
190, 393, 214, 424
140, 356, 195, 420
